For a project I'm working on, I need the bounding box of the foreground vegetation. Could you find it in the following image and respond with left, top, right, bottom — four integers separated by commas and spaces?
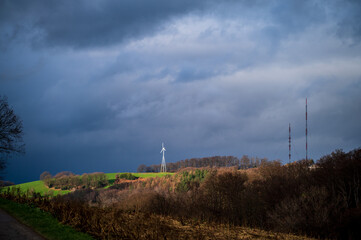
0, 190, 313, 240
1, 147, 360, 239
0, 198, 94, 240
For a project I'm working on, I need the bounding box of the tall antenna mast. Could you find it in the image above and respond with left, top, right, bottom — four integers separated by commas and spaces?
306, 98, 308, 161
289, 123, 291, 163
160, 142, 166, 172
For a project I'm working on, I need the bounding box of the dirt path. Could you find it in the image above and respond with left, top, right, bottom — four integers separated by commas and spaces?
0, 209, 46, 240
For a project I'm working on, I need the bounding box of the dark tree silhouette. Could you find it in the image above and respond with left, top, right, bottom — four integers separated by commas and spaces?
138, 155, 266, 172
40, 171, 52, 180
137, 164, 147, 173
0, 96, 24, 172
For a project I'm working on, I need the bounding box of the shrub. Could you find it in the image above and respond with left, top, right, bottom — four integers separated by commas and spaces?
268, 186, 336, 237
176, 169, 208, 192
40, 171, 52, 180
200, 171, 248, 225
116, 173, 138, 181
44, 172, 108, 190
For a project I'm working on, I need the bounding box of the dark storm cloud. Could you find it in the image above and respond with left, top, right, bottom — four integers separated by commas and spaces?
0, 0, 211, 48
333, 0, 361, 42
2, 0, 361, 50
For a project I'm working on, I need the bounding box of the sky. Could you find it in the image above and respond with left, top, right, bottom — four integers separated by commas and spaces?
1, 0, 361, 183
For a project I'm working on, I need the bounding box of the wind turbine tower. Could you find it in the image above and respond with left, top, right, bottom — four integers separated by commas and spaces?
160, 142, 167, 172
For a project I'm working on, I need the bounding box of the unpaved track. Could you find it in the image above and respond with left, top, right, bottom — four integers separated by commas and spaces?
0, 209, 46, 240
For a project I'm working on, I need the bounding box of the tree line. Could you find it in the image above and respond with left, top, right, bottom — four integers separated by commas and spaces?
137, 155, 269, 172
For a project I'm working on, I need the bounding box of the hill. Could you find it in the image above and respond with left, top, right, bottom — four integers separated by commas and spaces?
1, 147, 360, 239
2, 172, 173, 196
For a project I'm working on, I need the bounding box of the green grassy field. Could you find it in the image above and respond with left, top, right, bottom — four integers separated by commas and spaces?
105, 172, 173, 185
2, 180, 70, 196
2, 172, 173, 195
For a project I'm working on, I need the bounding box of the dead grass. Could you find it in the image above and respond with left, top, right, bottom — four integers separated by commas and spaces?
146, 215, 316, 240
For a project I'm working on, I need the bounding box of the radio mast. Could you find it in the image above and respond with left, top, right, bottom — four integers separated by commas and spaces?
306, 98, 308, 161
289, 123, 291, 163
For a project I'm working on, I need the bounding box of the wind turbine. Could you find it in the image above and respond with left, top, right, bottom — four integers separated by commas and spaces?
160, 142, 166, 172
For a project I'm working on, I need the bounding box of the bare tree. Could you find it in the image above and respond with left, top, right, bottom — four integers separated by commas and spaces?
0, 96, 24, 172
137, 164, 147, 173
40, 171, 52, 180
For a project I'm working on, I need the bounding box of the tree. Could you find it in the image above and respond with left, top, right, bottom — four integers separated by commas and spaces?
40, 171, 52, 180
240, 155, 250, 169
0, 96, 24, 172
137, 164, 147, 173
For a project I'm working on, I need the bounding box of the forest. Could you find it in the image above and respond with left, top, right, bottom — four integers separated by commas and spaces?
137, 155, 269, 172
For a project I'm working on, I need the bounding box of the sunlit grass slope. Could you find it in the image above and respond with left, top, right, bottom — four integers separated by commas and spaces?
2, 180, 70, 196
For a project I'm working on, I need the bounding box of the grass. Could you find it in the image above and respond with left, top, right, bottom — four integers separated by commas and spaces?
105, 172, 173, 187
2, 172, 174, 195
10, 180, 70, 196
1, 180, 70, 196
106, 172, 172, 181
0, 198, 94, 240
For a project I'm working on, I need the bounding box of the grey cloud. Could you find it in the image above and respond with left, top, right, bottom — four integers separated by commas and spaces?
310, 80, 361, 142
1, 0, 211, 49
332, 0, 361, 43
2, 0, 361, 50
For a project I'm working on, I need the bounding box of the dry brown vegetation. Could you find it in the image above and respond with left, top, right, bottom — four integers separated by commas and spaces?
1, 147, 361, 239
0, 188, 314, 240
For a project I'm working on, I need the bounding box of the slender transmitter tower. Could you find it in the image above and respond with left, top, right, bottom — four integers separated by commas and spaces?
289, 123, 291, 163
306, 98, 308, 161
160, 142, 167, 172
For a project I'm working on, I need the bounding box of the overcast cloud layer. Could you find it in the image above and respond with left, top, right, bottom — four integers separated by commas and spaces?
1, 0, 361, 183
